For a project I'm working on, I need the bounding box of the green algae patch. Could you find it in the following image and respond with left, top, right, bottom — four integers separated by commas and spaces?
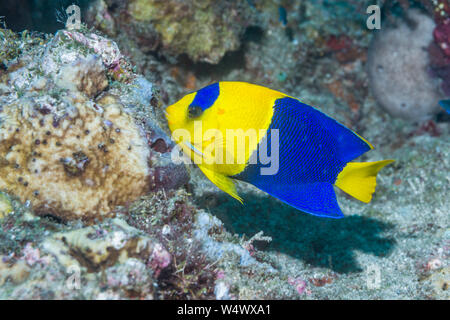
0, 192, 13, 219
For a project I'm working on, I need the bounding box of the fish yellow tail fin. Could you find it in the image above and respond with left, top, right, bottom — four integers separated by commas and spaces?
335, 160, 394, 203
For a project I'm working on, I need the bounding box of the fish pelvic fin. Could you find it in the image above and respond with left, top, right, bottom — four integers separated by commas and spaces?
335, 160, 394, 203
198, 165, 243, 204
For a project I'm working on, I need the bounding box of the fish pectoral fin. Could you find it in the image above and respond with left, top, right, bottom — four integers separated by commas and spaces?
198, 165, 243, 204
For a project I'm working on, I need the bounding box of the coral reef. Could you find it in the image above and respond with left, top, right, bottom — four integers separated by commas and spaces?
382, 1, 450, 98
0, 258, 30, 286
0, 28, 187, 221
0, 216, 169, 299
434, 19, 450, 57
0, 192, 13, 219
431, 18, 450, 96
42, 218, 170, 274
89, 0, 258, 64
0, 0, 448, 300
0, 28, 21, 66
368, 9, 443, 121
0, 189, 219, 299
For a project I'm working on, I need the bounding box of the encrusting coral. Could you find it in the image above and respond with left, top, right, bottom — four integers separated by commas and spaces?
0, 0, 448, 300
0, 91, 150, 220
0, 192, 13, 219
42, 218, 171, 274
0, 28, 187, 221
368, 9, 444, 121
111, 0, 257, 64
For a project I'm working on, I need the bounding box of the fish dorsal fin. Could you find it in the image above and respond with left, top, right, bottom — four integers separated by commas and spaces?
198, 165, 243, 204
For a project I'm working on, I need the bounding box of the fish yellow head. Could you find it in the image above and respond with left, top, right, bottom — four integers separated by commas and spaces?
165, 82, 284, 174
165, 84, 220, 166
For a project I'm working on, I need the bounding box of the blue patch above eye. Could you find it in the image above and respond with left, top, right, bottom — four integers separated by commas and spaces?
189, 83, 220, 111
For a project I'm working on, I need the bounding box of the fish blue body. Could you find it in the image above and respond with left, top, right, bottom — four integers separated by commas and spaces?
233, 97, 373, 218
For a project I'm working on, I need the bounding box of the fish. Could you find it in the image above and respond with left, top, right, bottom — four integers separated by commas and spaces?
279, 6, 288, 26
439, 100, 450, 114
166, 82, 394, 218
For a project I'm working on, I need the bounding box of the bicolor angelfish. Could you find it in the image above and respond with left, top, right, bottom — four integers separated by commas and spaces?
166, 82, 394, 218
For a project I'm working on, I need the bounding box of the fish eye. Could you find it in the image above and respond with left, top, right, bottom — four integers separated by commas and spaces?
188, 105, 203, 118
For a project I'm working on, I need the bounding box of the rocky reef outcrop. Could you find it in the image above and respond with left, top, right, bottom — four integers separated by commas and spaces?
87, 0, 258, 64
0, 28, 187, 221
368, 9, 443, 121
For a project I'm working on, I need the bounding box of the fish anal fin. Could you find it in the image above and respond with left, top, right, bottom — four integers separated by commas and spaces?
198, 165, 243, 204
247, 181, 344, 218
335, 160, 394, 203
